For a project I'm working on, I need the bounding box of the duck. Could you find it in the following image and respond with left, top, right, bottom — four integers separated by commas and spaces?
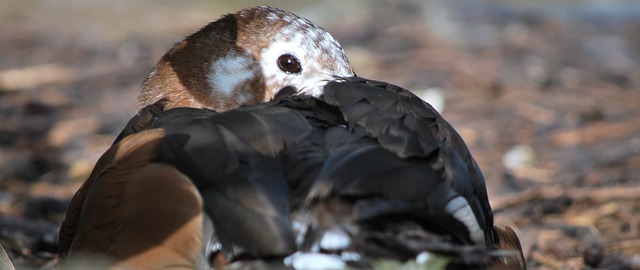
58, 6, 525, 270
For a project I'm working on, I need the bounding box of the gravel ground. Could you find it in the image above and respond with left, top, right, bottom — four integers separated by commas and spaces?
1, 1, 639, 269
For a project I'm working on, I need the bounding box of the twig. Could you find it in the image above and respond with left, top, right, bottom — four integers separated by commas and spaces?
492, 184, 640, 212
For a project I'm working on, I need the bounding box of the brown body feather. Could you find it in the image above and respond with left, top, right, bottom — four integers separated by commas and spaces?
60, 130, 206, 268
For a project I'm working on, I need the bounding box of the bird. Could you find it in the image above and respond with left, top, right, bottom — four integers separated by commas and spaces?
58, 6, 525, 270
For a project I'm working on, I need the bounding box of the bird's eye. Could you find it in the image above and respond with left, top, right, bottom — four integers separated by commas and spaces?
277, 54, 302, 74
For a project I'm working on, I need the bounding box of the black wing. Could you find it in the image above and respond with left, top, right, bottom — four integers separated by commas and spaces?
61, 77, 499, 267
145, 77, 494, 260
278, 78, 494, 263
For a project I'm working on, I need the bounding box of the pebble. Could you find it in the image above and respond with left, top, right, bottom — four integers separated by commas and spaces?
412, 87, 445, 113
502, 144, 536, 170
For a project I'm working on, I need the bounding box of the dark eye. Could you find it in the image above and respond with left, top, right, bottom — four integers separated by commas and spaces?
277, 54, 302, 74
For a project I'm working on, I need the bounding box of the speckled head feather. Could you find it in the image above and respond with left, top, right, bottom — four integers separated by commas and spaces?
138, 6, 354, 111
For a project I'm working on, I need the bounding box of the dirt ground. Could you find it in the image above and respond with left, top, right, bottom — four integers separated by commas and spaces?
1, 1, 639, 269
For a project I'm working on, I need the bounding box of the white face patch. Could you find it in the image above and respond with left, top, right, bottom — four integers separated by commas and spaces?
208, 51, 258, 99
256, 9, 354, 99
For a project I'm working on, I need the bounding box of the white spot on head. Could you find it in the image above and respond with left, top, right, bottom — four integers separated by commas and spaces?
208, 51, 258, 102
146, 68, 157, 79
445, 196, 485, 246
266, 11, 280, 21
284, 252, 346, 270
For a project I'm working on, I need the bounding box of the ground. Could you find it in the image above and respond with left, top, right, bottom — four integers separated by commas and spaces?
1, 1, 639, 269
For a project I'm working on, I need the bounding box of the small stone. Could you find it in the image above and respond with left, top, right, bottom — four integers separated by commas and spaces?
502, 144, 536, 170
578, 229, 604, 267
412, 87, 445, 113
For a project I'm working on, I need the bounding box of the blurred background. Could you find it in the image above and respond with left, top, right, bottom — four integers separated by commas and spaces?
1, 0, 639, 269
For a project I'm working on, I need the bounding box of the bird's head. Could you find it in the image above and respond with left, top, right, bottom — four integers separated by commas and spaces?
138, 6, 354, 111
